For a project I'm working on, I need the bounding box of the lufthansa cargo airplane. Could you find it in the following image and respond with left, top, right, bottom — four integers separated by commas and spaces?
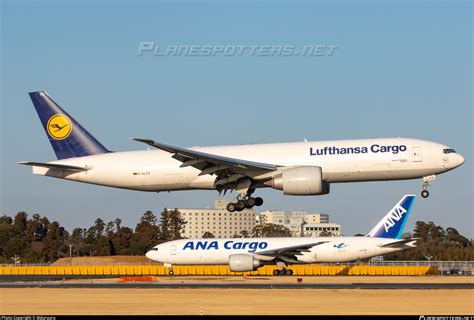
20, 92, 464, 211
146, 195, 417, 275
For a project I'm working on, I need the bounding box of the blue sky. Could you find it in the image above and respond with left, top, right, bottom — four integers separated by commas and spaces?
1, 1, 472, 237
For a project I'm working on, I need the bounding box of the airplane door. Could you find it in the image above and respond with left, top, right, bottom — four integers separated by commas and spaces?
413, 147, 422, 162
170, 245, 177, 255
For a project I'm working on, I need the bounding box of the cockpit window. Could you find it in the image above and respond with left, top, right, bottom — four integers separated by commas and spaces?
443, 148, 456, 154
151, 247, 158, 251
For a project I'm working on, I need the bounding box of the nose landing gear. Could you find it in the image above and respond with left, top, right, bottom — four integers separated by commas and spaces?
421, 175, 436, 198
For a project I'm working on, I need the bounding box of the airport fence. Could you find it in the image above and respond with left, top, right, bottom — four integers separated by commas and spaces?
0, 264, 440, 276
368, 261, 473, 275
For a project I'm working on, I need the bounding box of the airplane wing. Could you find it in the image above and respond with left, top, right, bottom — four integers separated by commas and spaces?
254, 241, 328, 263
131, 138, 279, 192
17, 161, 91, 172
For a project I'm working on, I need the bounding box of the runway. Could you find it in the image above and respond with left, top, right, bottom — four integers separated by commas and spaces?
1, 281, 472, 289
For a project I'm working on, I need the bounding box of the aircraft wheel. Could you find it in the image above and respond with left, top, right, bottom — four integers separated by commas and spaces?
169, 270, 174, 276
273, 269, 280, 276
286, 269, 293, 276
246, 197, 256, 208
279, 269, 286, 276
421, 190, 429, 198
236, 200, 246, 211
227, 203, 236, 212
254, 197, 264, 206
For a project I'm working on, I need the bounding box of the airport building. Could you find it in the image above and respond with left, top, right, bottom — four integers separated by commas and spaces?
259, 210, 341, 237
302, 223, 342, 237
178, 200, 257, 238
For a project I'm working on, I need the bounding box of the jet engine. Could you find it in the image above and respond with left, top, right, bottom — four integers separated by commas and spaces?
266, 166, 330, 195
229, 254, 261, 272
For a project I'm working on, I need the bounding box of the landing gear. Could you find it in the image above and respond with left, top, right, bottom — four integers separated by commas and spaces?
226, 202, 237, 212
273, 268, 293, 276
421, 175, 436, 198
273, 261, 292, 276
236, 199, 246, 211
226, 196, 264, 212
166, 265, 174, 276
224, 180, 264, 212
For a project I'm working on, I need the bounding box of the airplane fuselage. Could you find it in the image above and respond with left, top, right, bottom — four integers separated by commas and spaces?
32, 137, 464, 192
145, 236, 411, 265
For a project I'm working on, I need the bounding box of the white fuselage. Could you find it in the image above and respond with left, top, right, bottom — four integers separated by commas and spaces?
145, 237, 411, 265
32, 138, 464, 192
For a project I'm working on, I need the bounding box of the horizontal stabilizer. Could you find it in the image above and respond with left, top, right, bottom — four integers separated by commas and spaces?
379, 238, 418, 248
18, 161, 91, 172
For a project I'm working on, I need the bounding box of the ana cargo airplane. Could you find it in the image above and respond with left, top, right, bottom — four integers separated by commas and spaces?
20, 92, 464, 211
146, 195, 417, 275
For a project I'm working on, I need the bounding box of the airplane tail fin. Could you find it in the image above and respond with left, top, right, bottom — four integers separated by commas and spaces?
366, 195, 415, 239
29, 91, 110, 160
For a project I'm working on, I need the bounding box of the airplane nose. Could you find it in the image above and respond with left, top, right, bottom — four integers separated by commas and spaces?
457, 154, 465, 166
145, 250, 153, 260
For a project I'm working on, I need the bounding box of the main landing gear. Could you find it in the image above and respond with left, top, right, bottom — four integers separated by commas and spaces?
226, 196, 263, 212
272, 261, 293, 276
421, 175, 436, 198
225, 180, 263, 212
272, 268, 293, 276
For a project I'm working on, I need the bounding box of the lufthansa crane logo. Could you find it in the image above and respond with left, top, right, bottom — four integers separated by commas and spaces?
47, 114, 72, 140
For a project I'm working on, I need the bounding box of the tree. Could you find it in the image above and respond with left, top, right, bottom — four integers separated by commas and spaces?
68, 227, 87, 256
92, 218, 110, 256
13, 212, 28, 237
111, 226, 134, 255
0, 215, 13, 225
24, 214, 49, 243
0, 217, 14, 257
202, 232, 215, 238
128, 211, 161, 255
3, 238, 26, 258
386, 220, 474, 261
232, 230, 250, 238
42, 221, 69, 262
251, 223, 292, 237
160, 208, 186, 241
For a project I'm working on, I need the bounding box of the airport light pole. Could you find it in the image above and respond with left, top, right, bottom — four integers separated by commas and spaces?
68, 244, 73, 266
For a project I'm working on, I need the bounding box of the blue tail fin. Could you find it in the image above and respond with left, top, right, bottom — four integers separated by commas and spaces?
29, 91, 110, 160
366, 195, 415, 239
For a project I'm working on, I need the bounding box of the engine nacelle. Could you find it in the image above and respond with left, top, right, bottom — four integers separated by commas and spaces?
229, 254, 261, 272
266, 166, 330, 195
